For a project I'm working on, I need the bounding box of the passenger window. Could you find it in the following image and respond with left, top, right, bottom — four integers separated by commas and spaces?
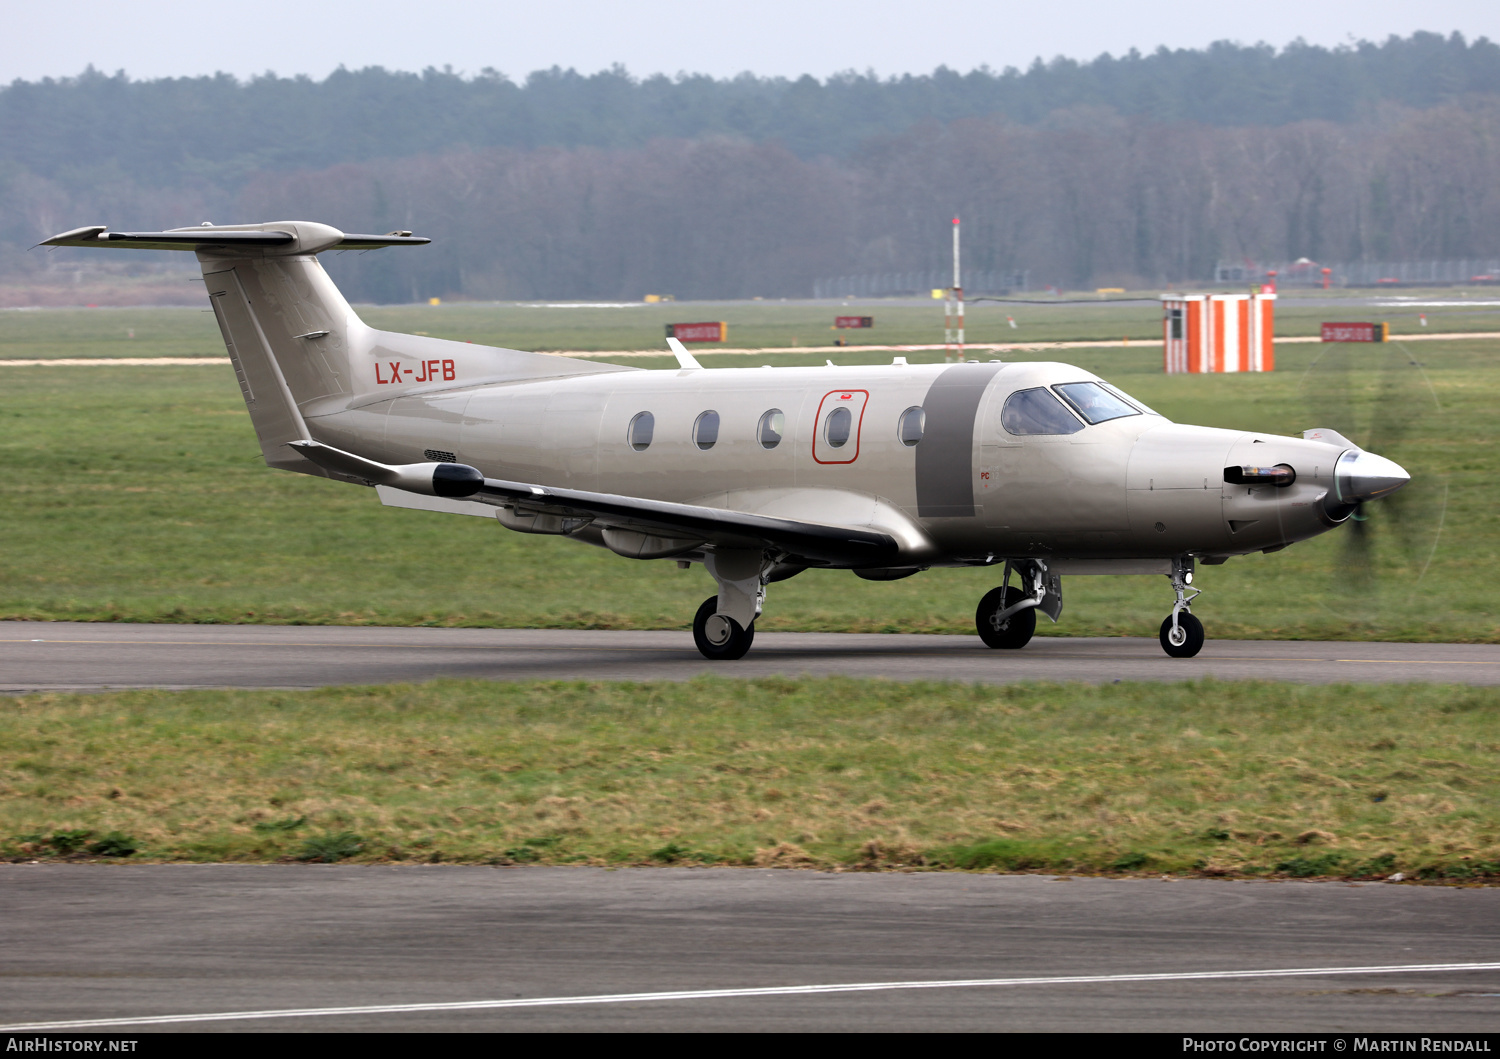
628, 411, 654, 451
898, 406, 925, 447
825, 406, 852, 448
693, 410, 720, 450
1054, 382, 1140, 425
758, 408, 784, 449
1001, 388, 1084, 435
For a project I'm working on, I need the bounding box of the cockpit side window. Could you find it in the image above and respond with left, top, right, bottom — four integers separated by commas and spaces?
1053, 382, 1141, 425
1001, 387, 1084, 435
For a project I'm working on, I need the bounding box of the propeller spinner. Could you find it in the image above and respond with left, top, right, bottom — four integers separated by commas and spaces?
1334, 449, 1411, 505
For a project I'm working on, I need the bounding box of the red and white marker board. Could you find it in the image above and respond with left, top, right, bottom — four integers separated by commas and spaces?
1161, 293, 1276, 374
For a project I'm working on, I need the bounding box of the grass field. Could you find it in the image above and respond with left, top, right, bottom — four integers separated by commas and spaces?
4, 289, 1500, 359
4, 677, 1496, 878
3, 300, 1497, 878
0, 330, 1493, 641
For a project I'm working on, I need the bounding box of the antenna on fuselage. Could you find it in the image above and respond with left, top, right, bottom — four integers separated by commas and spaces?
666, 337, 703, 370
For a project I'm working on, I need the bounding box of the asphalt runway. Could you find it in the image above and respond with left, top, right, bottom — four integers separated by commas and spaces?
3, 621, 1499, 692
2, 865, 1498, 1032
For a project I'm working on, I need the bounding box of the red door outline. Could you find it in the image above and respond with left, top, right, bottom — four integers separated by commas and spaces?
812, 389, 869, 465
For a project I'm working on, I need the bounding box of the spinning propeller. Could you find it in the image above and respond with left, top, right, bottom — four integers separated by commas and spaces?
1300, 341, 1446, 595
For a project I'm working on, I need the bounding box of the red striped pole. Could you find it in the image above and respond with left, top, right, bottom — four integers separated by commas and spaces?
944, 217, 964, 360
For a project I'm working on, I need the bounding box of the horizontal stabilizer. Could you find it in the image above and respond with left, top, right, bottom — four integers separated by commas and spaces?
40, 222, 430, 254
336, 232, 433, 249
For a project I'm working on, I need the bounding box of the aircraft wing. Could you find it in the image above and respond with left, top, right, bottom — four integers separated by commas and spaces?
289, 439, 902, 565
472, 477, 901, 565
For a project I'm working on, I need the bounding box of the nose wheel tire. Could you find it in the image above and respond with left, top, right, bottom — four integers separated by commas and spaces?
693, 596, 755, 660
976, 586, 1037, 649
1158, 612, 1205, 658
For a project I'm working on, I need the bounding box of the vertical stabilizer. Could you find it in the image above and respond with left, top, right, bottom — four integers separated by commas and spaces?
201, 250, 361, 475
40, 220, 633, 478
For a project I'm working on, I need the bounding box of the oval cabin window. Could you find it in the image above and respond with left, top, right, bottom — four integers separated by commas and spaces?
693, 410, 720, 451
628, 411, 655, 451
898, 406, 925, 446
825, 406, 852, 448
758, 409, 785, 449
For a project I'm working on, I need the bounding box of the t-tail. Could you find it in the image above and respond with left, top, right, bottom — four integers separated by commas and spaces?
41, 221, 622, 477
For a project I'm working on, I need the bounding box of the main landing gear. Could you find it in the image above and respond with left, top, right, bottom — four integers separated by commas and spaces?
1158, 557, 1204, 658
691, 549, 769, 661
693, 596, 755, 660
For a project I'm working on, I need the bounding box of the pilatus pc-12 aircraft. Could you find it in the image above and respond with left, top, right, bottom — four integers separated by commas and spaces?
43, 221, 1410, 659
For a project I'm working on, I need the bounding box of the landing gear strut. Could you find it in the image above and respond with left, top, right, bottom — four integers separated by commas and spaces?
691, 549, 769, 660
1159, 557, 1204, 658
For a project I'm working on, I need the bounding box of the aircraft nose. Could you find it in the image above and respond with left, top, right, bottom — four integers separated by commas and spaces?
1335, 449, 1410, 503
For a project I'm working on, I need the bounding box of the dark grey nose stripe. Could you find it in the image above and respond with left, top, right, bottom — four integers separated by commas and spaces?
916, 363, 1003, 518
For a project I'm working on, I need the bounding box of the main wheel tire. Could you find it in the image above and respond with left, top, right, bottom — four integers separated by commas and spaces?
692, 595, 755, 660
976, 586, 1037, 649
1158, 612, 1205, 658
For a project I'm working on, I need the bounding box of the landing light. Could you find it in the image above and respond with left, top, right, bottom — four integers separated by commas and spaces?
1185, 571, 1194, 585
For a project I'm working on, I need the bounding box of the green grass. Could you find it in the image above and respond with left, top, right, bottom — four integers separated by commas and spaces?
3, 677, 1496, 877
363, 291, 1500, 351
5, 289, 1500, 360
0, 335, 1495, 640
0, 305, 225, 359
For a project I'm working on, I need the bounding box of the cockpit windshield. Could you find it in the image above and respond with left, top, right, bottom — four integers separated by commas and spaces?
1054, 382, 1143, 424
1100, 382, 1164, 419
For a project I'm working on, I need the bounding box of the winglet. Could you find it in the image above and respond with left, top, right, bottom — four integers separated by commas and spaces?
666, 337, 702, 370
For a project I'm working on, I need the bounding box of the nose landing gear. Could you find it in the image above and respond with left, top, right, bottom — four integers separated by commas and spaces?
975, 559, 1059, 649
1159, 557, 1204, 658
976, 585, 1037, 649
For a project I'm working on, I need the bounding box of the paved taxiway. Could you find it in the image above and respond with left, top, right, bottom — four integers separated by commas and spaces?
2, 866, 1498, 1032
3, 621, 1499, 692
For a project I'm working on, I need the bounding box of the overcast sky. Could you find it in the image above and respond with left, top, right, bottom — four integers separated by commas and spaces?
2, 0, 1496, 84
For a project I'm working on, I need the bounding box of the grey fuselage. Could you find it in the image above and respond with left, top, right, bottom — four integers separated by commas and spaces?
309, 355, 1343, 566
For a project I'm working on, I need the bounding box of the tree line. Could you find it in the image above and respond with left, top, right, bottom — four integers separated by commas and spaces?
242, 99, 1500, 299
4, 33, 1498, 298
2, 31, 1496, 186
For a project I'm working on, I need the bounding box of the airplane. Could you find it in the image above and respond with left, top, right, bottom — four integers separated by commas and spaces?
41, 220, 1411, 660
